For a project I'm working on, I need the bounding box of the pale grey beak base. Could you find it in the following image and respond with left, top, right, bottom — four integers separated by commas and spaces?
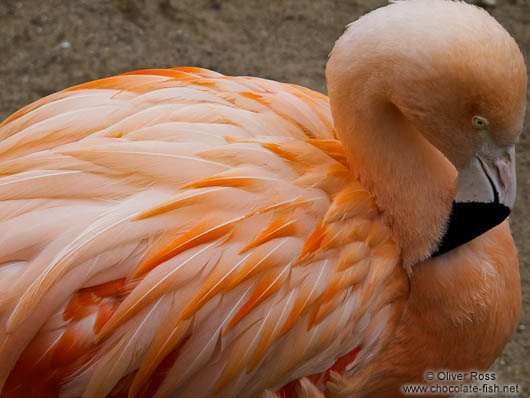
455, 142, 516, 209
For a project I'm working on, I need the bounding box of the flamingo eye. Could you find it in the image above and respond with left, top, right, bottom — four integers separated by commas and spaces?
472, 115, 489, 129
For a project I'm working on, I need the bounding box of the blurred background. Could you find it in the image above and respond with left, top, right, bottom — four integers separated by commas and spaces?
0, 0, 528, 396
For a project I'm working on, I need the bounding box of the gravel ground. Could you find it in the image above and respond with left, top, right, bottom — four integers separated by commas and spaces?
0, 0, 528, 396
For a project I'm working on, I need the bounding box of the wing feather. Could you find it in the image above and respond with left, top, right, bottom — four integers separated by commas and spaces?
82, 297, 167, 398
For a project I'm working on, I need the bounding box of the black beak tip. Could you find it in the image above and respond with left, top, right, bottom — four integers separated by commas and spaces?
431, 201, 511, 258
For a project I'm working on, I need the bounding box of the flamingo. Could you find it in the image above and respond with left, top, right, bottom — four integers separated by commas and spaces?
0, 0, 526, 397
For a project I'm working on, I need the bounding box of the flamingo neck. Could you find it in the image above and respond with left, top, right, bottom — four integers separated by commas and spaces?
331, 95, 456, 268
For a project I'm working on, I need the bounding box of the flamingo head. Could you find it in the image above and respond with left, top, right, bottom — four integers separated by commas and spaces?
327, 0, 527, 264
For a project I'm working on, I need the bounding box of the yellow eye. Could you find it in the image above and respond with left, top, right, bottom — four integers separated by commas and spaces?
472, 115, 488, 129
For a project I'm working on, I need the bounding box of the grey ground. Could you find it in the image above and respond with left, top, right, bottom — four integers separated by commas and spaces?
0, 0, 528, 396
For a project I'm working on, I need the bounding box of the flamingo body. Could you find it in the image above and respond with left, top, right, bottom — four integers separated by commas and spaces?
0, 68, 408, 398
0, 0, 526, 397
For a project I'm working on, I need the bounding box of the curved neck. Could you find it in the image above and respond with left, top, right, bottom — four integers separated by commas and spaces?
329, 85, 456, 267
350, 223, 520, 398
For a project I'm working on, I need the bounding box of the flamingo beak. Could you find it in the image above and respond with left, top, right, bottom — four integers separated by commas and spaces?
431, 138, 516, 258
